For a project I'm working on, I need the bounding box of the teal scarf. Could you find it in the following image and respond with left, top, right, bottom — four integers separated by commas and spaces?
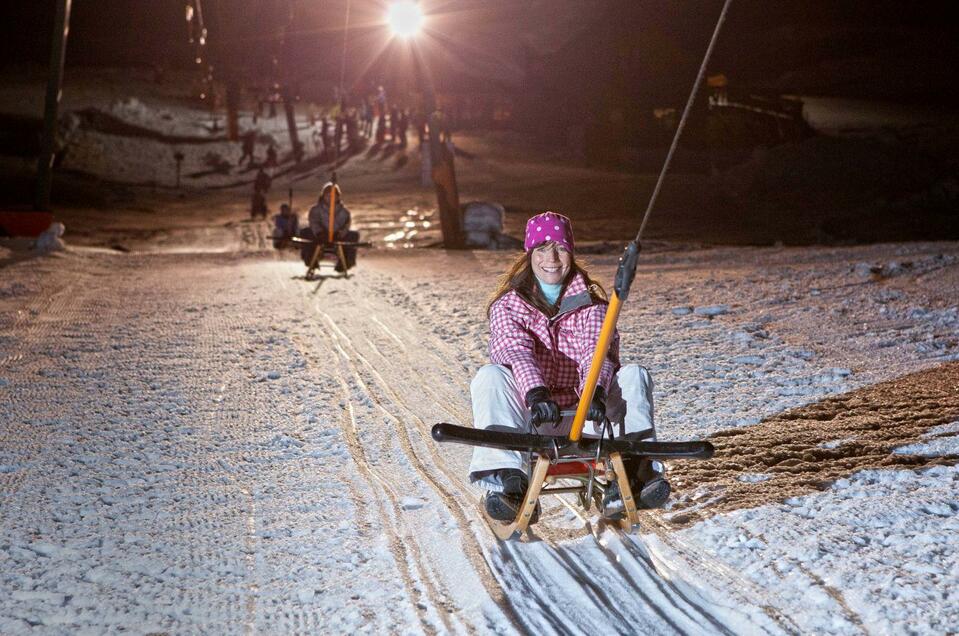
537, 279, 563, 305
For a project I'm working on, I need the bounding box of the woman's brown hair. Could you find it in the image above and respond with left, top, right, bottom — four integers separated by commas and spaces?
486, 251, 607, 318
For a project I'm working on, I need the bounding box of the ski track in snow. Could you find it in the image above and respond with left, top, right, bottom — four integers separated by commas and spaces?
1, 241, 958, 633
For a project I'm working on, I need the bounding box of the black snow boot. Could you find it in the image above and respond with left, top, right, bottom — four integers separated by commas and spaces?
483, 468, 540, 524
603, 460, 671, 519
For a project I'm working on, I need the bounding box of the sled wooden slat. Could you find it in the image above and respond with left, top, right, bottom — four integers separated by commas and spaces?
485, 455, 551, 541
610, 452, 640, 531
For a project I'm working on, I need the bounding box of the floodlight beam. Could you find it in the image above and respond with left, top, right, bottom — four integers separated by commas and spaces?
387, 1, 423, 39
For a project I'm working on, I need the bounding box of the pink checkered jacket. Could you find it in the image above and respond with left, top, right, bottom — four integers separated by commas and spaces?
488, 272, 620, 408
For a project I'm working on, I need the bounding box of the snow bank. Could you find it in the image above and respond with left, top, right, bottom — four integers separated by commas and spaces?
34, 222, 65, 252
461, 201, 521, 249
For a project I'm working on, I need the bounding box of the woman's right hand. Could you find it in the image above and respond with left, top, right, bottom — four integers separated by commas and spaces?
525, 386, 560, 428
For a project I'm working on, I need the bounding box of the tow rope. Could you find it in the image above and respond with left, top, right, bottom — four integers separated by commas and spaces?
569, 0, 733, 441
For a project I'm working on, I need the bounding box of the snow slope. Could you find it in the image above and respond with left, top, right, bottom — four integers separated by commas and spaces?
2, 238, 958, 634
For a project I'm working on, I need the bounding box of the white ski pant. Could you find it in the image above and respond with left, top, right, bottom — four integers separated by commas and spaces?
467, 363, 656, 491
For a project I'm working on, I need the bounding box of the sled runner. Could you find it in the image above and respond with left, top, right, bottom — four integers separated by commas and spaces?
433, 417, 713, 539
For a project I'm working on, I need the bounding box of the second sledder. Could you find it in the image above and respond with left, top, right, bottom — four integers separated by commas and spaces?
298, 181, 360, 274
468, 212, 669, 523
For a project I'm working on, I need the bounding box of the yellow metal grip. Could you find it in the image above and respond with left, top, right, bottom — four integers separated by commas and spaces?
327, 187, 336, 244
569, 293, 623, 442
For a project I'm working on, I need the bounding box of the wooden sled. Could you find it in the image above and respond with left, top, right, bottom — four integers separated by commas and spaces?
432, 421, 713, 540
432, 241, 715, 540
290, 236, 371, 280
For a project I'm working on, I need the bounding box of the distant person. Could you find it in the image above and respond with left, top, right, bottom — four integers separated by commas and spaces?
362, 97, 374, 137
272, 203, 299, 248
254, 166, 272, 194
333, 114, 346, 157
397, 109, 409, 149
375, 85, 387, 115
251, 167, 272, 219
357, 99, 368, 136
265, 143, 278, 169
311, 125, 323, 155
346, 109, 359, 151
299, 182, 359, 272
390, 105, 400, 143
414, 109, 427, 146
239, 130, 256, 166
320, 116, 331, 155
251, 190, 268, 220
375, 111, 387, 144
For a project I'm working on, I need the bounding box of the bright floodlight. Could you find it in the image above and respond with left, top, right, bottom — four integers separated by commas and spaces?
387, 1, 423, 38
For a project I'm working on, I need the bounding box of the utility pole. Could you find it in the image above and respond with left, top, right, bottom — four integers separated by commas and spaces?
412, 44, 464, 249
280, 2, 303, 163
225, 79, 240, 141
36, 0, 72, 211
281, 86, 303, 162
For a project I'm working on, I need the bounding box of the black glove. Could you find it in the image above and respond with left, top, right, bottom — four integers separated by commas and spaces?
525, 386, 560, 428
587, 386, 607, 422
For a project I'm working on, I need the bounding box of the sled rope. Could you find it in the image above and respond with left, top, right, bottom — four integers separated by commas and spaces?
570, 0, 732, 442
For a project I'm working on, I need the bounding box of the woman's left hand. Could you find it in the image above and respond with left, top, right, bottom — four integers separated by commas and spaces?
587, 386, 606, 422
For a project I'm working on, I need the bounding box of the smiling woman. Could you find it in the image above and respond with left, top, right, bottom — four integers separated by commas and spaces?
466, 212, 669, 525
386, 1, 424, 39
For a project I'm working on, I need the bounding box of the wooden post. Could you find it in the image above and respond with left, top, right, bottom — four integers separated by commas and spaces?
411, 42, 464, 249
428, 112, 464, 249
35, 0, 72, 211
282, 86, 302, 163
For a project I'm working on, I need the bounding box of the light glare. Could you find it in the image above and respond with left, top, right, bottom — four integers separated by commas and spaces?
387, 1, 423, 38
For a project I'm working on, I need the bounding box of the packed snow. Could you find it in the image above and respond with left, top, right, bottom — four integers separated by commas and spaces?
2, 236, 958, 634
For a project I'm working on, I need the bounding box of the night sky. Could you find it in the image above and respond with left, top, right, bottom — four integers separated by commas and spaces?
3, 0, 958, 104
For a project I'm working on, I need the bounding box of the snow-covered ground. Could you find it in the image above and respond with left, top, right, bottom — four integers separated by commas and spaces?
2, 237, 958, 634
3, 64, 959, 634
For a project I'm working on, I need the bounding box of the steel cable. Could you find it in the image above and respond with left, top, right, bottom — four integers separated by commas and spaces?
636, 0, 733, 243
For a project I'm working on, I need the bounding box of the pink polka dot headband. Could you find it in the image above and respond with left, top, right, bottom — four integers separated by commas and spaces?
524, 212, 575, 253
